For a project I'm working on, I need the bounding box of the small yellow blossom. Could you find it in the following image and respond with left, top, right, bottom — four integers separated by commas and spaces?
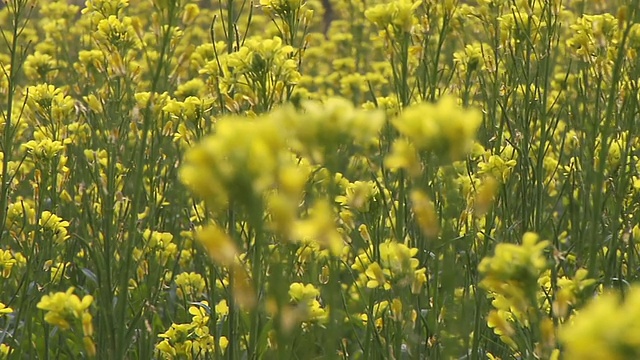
39, 211, 71, 245
175, 272, 206, 299
365, 262, 392, 290
289, 283, 320, 303
0, 250, 17, 278
0, 303, 13, 316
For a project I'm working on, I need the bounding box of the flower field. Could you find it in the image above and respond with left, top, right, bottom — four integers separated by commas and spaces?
1, 0, 640, 358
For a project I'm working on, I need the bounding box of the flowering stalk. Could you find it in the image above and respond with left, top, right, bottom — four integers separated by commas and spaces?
0, 0, 32, 246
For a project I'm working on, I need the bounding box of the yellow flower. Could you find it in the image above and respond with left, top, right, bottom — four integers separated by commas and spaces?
478, 154, 517, 183
26, 83, 75, 122
292, 200, 345, 256
379, 240, 420, 274
307, 299, 328, 323
479, 232, 549, 285
412, 267, 427, 294
259, 0, 303, 12
335, 180, 378, 212
566, 14, 618, 65
39, 211, 71, 245
384, 138, 422, 177
157, 323, 195, 356
391, 96, 482, 160
552, 268, 596, 319
175, 80, 206, 100
365, 0, 422, 33
189, 301, 210, 327
82, 0, 130, 17
0, 344, 11, 357
215, 300, 229, 318
195, 224, 239, 267
358, 224, 372, 245
410, 189, 439, 238
49, 262, 70, 283
0, 250, 17, 278
0, 302, 13, 316
23, 52, 58, 80
37, 287, 93, 330
453, 43, 487, 74
23, 137, 65, 162
289, 282, 320, 303
95, 15, 141, 50
560, 286, 640, 359
181, 3, 200, 24
175, 272, 206, 299
479, 232, 549, 331
180, 115, 287, 210
365, 262, 391, 290
218, 337, 229, 353
487, 309, 514, 337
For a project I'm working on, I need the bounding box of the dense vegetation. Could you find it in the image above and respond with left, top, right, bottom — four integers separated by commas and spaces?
1, 0, 640, 359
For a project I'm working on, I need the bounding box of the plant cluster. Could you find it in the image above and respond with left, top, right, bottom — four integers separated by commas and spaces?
1, 0, 640, 359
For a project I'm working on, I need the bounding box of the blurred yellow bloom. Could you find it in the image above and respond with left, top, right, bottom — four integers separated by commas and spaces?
392, 96, 482, 160
0, 344, 11, 357
180, 116, 287, 210
479, 232, 549, 334
453, 43, 487, 74
280, 97, 385, 166
410, 189, 439, 238
475, 176, 499, 216
560, 286, 640, 359
292, 200, 345, 256
259, 0, 303, 11
479, 232, 549, 285
385, 138, 422, 177
231, 263, 257, 311
195, 224, 239, 266
181, 3, 200, 24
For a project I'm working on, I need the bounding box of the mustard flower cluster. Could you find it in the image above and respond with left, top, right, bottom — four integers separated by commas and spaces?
156, 301, 229, 359
1, 0, 639, 358
560, 286, 640, 359
37, 288, 96, 355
